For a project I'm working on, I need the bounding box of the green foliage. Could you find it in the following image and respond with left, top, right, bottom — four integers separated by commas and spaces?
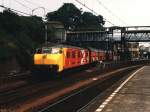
0, 10, 45, 68
19, 16, 45, 43
46, 3, 105, 31
78, 12, 105, 30
47, 3, 81, 30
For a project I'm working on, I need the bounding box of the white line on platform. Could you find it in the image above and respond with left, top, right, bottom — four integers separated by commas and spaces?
95, 66, 145, 112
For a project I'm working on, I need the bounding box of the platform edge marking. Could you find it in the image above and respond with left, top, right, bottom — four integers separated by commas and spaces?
94, 66, 145, 112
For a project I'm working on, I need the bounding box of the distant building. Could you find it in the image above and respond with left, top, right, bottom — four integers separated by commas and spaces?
139, 45, 150, 59
139, 45, 146, 51
127, 42, 139, 60
47, 21, 66, 42
113, 42, 140, 61
145, 46, 150, 52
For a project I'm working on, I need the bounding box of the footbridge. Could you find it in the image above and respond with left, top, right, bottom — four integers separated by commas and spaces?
66, 26, 150, 42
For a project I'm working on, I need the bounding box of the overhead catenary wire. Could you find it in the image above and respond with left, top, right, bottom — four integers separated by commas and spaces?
13, 0, 32, 11
74, 0, 116, 26
0, 5, 32, 16
0, 4, 46, 20
97, 0, 127, 26
10, 0, 51, 17
75, 0, 98, 15
21, 0, 51, 12
22, 0, 38, 7
2, 0, 4, 5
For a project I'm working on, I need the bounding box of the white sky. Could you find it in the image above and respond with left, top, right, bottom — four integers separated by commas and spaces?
1, 0, 150, 27
1, 0, 150, 46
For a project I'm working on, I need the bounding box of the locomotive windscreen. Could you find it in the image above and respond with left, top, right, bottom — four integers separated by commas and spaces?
36, 47, 62, 54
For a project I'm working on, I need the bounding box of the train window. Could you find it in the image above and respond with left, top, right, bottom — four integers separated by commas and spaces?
86, 52, 88, 56
42, 48, 51, 53
75, 51, 78, 58
42, 47, 61, 54
72, 51, 75, 58
78, 51, 80, 58
100, 56, 102, 60
67, 52, 70, 58
51, 48, 60, 54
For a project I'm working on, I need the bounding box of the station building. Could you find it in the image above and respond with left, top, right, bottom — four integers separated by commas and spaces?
47, 21, 66, 42
127, 42, 140, 60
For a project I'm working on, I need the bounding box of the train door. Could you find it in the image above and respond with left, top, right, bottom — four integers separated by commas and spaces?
64, 48, 72, 69
72, 49, 76, 67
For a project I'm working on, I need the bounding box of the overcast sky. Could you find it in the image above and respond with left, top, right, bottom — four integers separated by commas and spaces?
1, 0, 150, 27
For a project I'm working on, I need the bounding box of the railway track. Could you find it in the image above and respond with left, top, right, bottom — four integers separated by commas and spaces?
37, 66, 141, 112
0, 71, 32, 93
0, 60, 149, 112
0, 81, 60, 106
0, 71, 31, 80
0, 61, 115, 94
0, 65, 101, 110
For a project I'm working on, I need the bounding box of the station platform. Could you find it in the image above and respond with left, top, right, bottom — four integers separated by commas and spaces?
83, 66, 150, 112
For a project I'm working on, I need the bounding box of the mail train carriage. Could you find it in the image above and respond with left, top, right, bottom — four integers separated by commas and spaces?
33, 45, 113, 73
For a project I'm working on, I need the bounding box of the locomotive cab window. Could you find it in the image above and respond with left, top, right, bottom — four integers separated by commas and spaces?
51, 48, 61, 54
42, 47, 62, 54
42, 48, 51, 53
67, 51, 71, 58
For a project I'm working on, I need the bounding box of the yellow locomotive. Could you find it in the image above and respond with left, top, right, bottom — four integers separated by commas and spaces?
33, 44, 112, 75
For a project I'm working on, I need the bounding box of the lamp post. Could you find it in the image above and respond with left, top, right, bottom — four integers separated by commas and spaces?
32, 7, 48, 45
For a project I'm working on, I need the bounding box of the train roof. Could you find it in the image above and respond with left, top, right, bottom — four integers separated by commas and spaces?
85, 47, 105, 52
41, 42, 105, 51
42, 43, 84, 49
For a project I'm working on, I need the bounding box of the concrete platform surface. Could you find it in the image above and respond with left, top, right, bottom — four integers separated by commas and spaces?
85, 66, 150, 112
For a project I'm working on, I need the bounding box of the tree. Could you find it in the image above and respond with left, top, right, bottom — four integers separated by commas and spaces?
0, 10, 45, 68
20, 16, 45, 43
0, 10, 21, 35
0, 10, 45, 43
78, 12, 105, 30
46, 3, 82, 30
46, 3, 105, 31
